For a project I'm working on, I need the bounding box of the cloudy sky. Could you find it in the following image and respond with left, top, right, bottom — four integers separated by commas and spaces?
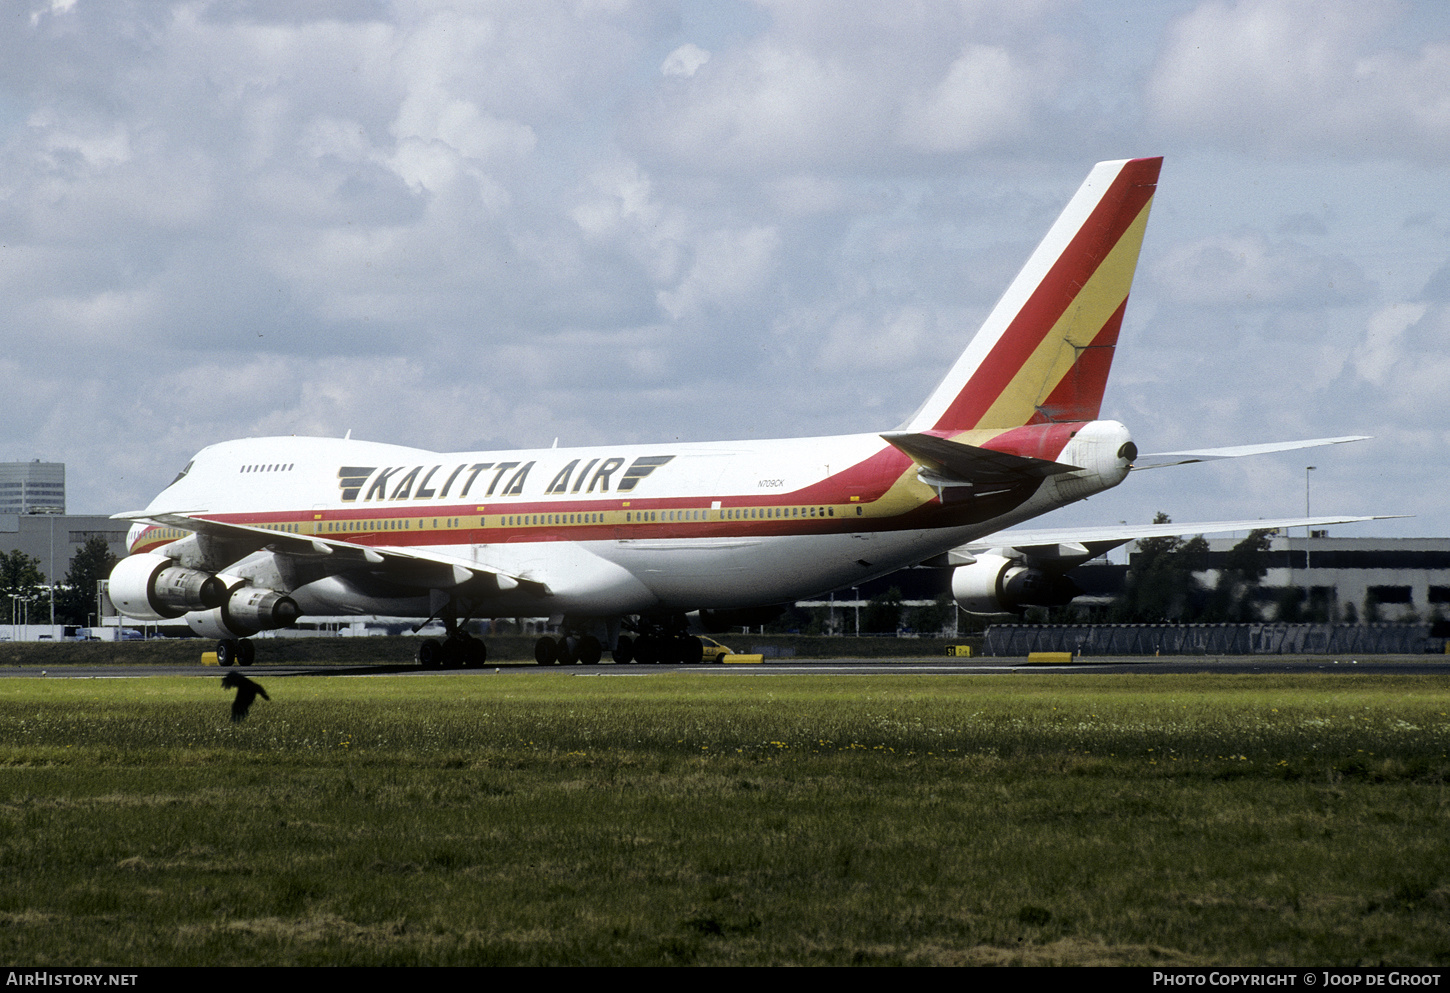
2, 0, 1446, 539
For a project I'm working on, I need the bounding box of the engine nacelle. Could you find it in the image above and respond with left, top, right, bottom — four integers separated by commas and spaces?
108, 553, 228, 621
951, 554, 1081, 615
184, 581, 302, 639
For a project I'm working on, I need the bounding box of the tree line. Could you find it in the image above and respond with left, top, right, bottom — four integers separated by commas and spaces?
1056, 513, 1414, 625
0, 536, 118, 626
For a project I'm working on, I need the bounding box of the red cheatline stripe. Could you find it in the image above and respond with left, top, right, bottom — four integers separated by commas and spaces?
1025, 296, 1129, 425
965, 421, 1081, 461
932, 157, 1160, 431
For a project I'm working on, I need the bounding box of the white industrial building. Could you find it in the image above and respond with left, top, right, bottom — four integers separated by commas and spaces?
0, 460, 65, 515
0, 513, 130, 587
1194, 535, 1450, 623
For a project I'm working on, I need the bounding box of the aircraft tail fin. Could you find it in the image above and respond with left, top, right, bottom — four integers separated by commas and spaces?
905, 157, 1161, 434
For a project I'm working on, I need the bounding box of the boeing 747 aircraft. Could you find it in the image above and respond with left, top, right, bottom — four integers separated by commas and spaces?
109, 157, 1380, 666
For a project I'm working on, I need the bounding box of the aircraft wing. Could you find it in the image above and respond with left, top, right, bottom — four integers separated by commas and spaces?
1132, 436, 1370, 470
952, 514, 1403, 563
112, 510, 543, 595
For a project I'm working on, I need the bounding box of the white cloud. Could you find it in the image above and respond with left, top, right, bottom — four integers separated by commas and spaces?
569, 159, 692, 289
1149, 0, 1450, 160
30, 111, 132, 170
1152, 231, 1375, 307
661, 43, 710, 78
1345, 297, 1450, 429
657, 225, 780, 320
896, 43, 1053, 153
637, 41, 886, 171
1352, 302, 1427, 388
816, 306, 935, 373
29, 0, 76, 28
627, 2, 1077, 172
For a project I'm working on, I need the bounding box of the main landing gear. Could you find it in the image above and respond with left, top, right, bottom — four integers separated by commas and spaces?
533, 633, 602, 665
418, 632, 487, 669
215, 638, 255, 667
416, 598, 488, 670
535, 616, 704, 666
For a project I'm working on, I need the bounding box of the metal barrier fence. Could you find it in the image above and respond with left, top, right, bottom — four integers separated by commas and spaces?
983, 623, 1436, 656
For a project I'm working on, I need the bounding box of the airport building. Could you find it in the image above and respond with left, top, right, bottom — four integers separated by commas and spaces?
0, 512, 130, 586
0, 460, 65, 515
1194, 534, 1450, 624
0, 463, 132, 588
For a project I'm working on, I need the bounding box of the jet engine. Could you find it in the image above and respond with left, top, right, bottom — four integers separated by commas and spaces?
951, 553, 1081, 615
108, 553, 228, 621
184, 581, 302, 639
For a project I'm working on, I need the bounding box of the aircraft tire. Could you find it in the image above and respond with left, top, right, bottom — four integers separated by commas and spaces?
238, 639, 255, 667
679, 636, 704, 665
463, 638, 487, 668
216, 639, 237, 667
612, 634, 634, 664
556, 636, 578, 665
579, 635, 602, 665
419, 639, 444, 669
441, 639, 464, 669
534, 636, 558, 665
634, 635, 660, 665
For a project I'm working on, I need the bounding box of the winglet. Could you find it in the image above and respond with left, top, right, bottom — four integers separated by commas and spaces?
906, 157, 1161, 433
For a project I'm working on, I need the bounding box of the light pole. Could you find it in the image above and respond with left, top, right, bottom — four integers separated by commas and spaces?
1305, 466, 1316, 575
48, 513, 55, 628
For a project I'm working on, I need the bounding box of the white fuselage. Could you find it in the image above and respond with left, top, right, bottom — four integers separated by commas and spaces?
129, 421, 1133, 620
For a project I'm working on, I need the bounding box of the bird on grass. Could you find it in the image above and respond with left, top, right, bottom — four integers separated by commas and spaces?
221, 671, 270, 722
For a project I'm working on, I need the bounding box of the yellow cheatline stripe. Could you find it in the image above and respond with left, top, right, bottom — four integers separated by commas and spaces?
869, 464, 943, 512
974, 197, 1154, 429
188, 492, 949, 545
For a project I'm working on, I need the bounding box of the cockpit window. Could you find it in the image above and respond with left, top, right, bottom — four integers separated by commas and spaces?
169, 460, 194, 486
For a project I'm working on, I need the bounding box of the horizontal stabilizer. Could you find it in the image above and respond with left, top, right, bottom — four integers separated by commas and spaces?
1133, 436, 1370, 470
882, 432, 1081, 489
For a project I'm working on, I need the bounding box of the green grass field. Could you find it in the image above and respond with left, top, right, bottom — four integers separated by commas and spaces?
3, 671, 1449, 965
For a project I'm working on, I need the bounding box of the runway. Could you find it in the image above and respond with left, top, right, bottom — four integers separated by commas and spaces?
4, 655, 1449, 679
